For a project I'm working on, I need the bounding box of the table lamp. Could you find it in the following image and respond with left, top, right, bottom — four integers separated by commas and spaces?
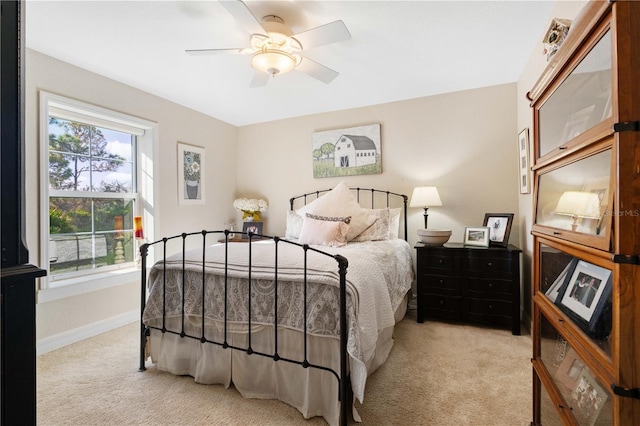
410, 186, 442, 229
554, 190, 600, 231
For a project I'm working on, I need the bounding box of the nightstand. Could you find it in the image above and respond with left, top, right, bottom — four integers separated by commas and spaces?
415, 242, 522, 335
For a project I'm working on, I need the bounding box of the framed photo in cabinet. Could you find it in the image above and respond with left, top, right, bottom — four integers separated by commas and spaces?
555, 259, 612, 335
554, 348, 585, 391
570, 368, 608, 424
544, 261, 572, 303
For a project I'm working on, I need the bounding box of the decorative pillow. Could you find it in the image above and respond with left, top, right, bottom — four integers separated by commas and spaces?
388, 207, 402, 239
353, 208, 390, 242
297, 215, 349, 247
285, 210, 304, 239
297, 181, 376, 241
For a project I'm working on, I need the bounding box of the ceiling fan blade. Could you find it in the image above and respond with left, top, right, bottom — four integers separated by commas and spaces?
186, 48, 243, 55
296, 56, 339, 84
219, 0, 266, 36
292, 20, 351, 49
249, 70, 270, 88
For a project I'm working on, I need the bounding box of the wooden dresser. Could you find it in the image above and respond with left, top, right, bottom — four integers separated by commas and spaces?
415, 242, 521, 335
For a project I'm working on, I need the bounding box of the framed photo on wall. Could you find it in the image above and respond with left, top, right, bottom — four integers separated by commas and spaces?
483, 213, 514, 247
518, 128, 530, 194
177, 142, 205, 205
463, 226, 490, 247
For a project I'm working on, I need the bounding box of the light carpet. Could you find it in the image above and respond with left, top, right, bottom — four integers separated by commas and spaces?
37, 309, 532, 425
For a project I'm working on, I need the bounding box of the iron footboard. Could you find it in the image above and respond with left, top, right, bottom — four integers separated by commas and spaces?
138, 230, 350, 426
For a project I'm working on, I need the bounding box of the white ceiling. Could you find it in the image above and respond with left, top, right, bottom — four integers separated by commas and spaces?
25, 0, 557, 126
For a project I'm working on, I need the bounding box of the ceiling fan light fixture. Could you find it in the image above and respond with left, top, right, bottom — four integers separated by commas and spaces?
251, 48, 301, 76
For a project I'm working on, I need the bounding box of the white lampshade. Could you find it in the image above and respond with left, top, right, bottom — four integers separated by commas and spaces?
410, 186, 443, 208
555, 191, 600, 218
555, 190, 601, 232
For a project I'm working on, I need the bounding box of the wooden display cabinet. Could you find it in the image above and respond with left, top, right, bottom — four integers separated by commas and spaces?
528, 1, 640, 425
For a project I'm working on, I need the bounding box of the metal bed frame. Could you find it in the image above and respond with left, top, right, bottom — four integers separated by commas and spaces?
139, 188, 407, 426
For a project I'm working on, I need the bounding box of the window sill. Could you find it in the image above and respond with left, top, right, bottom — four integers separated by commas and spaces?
37, 267, 140, 304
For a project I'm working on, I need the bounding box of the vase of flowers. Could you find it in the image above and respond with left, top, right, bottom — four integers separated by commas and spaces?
233, 197, 268, 221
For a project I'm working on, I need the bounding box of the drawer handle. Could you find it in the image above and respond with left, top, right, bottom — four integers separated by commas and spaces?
487, 262, 492, 267
439, 279, 444, 284
438, 259, 444, 264
439, 300, 444, 305
488, 283, 493, 289
488, 304, 493, 310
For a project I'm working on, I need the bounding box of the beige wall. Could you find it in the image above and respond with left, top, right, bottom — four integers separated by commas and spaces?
27, 50, 238, 345
237, 83, 521, 252
516, 0, 588, 325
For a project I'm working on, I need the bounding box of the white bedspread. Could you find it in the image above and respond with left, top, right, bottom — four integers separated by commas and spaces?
143, 238, 414, 402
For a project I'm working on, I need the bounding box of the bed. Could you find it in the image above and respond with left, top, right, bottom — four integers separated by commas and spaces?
139, 183, 415, 426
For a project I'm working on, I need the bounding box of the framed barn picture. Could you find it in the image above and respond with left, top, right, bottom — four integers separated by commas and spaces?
311, 124, 381, 178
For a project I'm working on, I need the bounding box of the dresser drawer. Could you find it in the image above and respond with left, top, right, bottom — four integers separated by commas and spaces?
467, 298, 512, 323
421, 274, 462, 295
423, 295, 463, 320
467, 277, 512, 299
419, 252, 460, 272
467, 254, 512, 277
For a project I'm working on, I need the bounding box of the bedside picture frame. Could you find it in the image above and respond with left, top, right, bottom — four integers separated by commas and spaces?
554, 259, 612, 335
242, 221, 263, 237
463, 226, 490, 247
483, 213, 514, 247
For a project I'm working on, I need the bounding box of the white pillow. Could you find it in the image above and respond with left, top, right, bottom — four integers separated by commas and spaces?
388, 207, 402, 239
353, 208, 390, 242
297, 215, 349, 247
297, 181, 376, 241
285, 210, 304, 239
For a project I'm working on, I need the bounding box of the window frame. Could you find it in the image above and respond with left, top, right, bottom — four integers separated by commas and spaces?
39, 91, 157, 295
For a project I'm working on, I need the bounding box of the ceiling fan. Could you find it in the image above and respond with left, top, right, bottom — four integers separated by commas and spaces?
186, 0, 351, 87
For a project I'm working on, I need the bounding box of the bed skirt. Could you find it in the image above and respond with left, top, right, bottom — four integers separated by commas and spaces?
147, 292, 408, 426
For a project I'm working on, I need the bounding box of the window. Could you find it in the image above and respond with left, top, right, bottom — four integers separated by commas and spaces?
48, 119, 137, 276
40, 92, 156, 288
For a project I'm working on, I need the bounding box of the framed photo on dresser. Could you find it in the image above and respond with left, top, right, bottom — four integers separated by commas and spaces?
463, 226, 490, 247
483, 213, 514, 247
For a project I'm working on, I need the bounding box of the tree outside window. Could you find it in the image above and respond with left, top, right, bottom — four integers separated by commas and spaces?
48, 118, 137, 275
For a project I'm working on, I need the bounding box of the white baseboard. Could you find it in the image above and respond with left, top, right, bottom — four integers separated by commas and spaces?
37, 309, 139, 355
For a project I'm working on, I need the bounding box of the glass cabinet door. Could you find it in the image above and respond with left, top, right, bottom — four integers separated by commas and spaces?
538, 243, 613, 357
537, 30, 612, 158
534, 149, 612, 248
538, 315, 613, 425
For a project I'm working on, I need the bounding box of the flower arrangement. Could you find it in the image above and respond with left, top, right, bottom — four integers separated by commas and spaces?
183, 151, 201, 181
233, 198, 268, 221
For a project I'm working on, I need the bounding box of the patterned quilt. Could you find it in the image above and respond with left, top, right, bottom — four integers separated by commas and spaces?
142, 238, 414, 400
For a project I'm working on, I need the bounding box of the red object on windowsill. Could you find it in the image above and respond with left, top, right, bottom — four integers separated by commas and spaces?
134, 216, 144, 239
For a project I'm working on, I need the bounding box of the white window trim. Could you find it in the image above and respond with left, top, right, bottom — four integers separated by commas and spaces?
39, 91, 158, 300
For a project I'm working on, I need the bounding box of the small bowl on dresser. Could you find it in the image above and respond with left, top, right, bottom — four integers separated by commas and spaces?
417, 229, 452, 246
